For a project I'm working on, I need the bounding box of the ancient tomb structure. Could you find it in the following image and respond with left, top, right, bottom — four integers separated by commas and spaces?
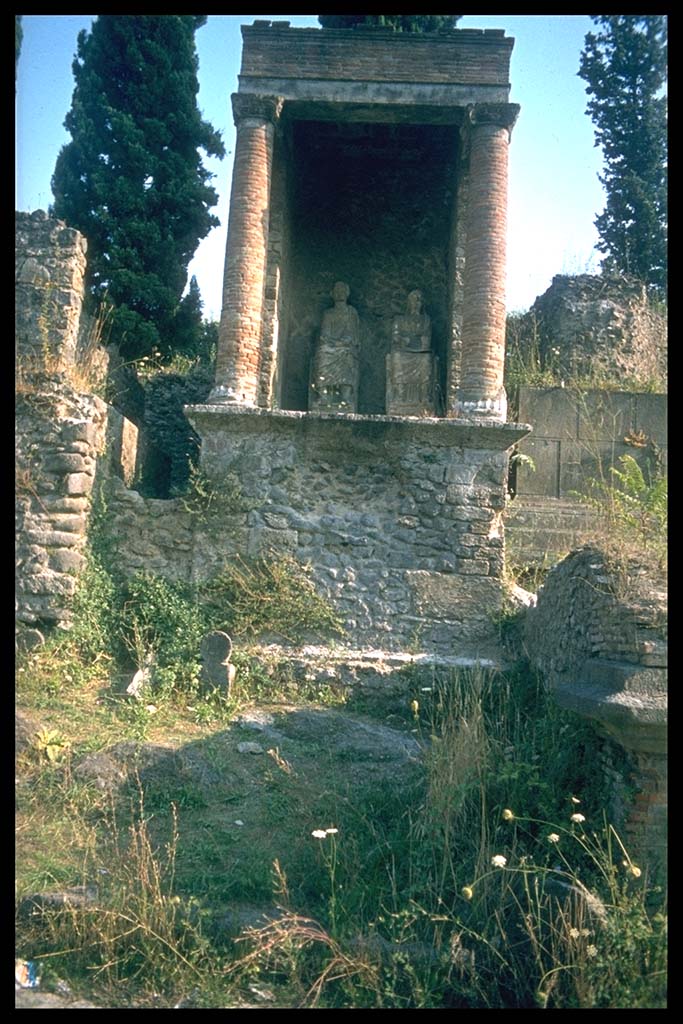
187, 21, 529, 667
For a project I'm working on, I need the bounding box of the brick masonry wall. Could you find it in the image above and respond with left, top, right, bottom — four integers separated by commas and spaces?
240, 25, 514, 86
459, 122, 509, 405
215, 99, 280, 404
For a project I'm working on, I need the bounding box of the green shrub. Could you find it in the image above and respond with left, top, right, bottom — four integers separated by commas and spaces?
199, 554, 344, 643
577, 454, 667, 567
117, 573, 205, 686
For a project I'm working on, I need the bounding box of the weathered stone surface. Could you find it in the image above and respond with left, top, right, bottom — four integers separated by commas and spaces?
47, 548, 86, 573
15, 710, 44, 754
15, 211, 87, 372
185, 408, 524, 658
512, 273, 667, 388
514, 386, 667, 503
64, 472, 94, 496
15, 989, 98, 1009
237, 741, 265, 755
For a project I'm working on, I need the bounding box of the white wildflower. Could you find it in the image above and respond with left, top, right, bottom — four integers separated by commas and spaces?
491, 854, 507, 868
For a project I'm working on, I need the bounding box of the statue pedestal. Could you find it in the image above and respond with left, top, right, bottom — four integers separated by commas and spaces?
386, 351, 437, 416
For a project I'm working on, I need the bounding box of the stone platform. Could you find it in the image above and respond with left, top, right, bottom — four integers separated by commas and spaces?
185, 406, 529, 662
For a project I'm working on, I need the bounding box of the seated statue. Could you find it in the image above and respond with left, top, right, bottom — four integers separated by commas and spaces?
310, 281, 360, 412
386, 290, 437, 415
391, 289, 432, 353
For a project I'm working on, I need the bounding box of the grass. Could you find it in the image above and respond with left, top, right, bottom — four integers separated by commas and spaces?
16, 647, 667, 1008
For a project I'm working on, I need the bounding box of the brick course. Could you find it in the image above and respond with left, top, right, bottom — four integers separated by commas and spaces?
240, 25, 514, 86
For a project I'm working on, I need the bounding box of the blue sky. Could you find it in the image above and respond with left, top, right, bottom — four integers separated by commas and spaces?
16, 14, 606, 316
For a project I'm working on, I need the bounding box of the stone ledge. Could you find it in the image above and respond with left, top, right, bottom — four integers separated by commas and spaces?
242, 644, 501, 693
185, 404, 530, 452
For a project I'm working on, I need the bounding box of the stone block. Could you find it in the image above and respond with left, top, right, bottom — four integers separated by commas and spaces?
199, 631, 236, 694
247, 527, 298, 557
634, 393, 667, 446
559, 441, 631, 497
517, 386, 579, 439
577, 391, 635, 442
105, 407, 139, 487
44, 452, 92, 474
514, 437, 560, 497
64, 472, 94, 496
48, 548, 86, 573
61, 420, 98, 446
407, 571, 500, 620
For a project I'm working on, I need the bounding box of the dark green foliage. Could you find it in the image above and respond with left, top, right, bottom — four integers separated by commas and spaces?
318, 15, 460, 33
16, 15, 23, 83
51, 16, 225, 360
117, 573, 205, 681
578, 16, 667, 291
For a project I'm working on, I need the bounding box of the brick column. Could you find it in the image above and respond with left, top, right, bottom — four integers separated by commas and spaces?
210, 94, 284, 405
455, 103, 519, 422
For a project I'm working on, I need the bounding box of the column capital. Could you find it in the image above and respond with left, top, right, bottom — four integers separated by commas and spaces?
465, 102, 520, 139
231, 92, 284, 128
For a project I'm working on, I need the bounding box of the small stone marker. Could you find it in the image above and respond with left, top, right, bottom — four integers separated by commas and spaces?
200, 631, 236, 694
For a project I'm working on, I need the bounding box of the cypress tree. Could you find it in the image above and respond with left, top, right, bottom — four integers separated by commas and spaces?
579, 16, 667, 291
51, 15, 225, 360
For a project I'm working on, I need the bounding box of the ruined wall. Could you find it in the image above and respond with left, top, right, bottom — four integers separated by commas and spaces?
525, 547, 667, 876
279, 122, 458, 414
512, 274, 667, 388
15, 213, 138, 641
140, 368, 213, 497
16, 210, 87, 371
506, 385, 667, 568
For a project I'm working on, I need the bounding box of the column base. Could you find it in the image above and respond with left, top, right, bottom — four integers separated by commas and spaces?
453, 393, 508, 422
207, 384, 257, 406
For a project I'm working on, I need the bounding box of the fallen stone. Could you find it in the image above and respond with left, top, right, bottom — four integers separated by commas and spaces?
15, 989, 98, 1009
237, 742, 264, 755
15, 710, 44, 754
18, 885, 98, 920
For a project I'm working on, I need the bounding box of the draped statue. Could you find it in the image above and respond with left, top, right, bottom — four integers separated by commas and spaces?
386, 290, 438, 415
310, 281, 360, 412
